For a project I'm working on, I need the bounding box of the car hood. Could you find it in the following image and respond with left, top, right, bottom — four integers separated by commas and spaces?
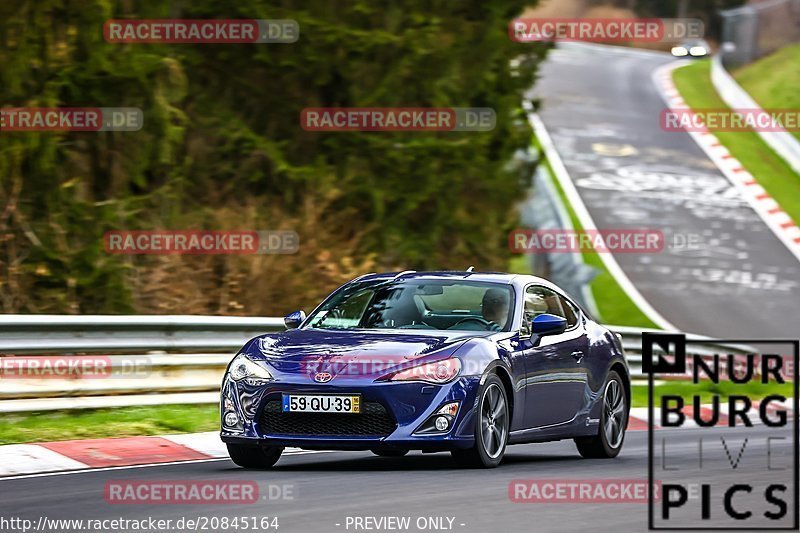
243, 328, 481, 378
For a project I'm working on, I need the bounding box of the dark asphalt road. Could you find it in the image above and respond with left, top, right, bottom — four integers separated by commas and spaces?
0, 427, 795, 532
531, 42, 800, 339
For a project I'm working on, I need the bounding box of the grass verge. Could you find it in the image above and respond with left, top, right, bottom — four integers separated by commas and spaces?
734, 43, 800, 143
0, 404, 219, 445
672, 60, 800, 225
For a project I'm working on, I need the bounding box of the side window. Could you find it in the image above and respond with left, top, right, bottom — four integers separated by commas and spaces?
524, 286, 550, 322
524, 286, 579, 329
558, 296, 580, 328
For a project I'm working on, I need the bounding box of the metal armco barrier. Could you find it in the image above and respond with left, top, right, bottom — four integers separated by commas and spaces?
0, 315, 284, 353
613, 326, 762, 378
0, 316, 760, 411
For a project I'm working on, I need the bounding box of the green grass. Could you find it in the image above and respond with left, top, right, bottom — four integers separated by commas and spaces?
0, 404, 219, 445
508, 254, 530, 276
631, 380, 794, 408
672, 60, 800, 225
734, 43, 800, 142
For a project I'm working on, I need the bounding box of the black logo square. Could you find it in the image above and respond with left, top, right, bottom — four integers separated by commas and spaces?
643, 332, 686, 375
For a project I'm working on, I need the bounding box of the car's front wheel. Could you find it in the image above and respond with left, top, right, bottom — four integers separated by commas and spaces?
575, 370, 628, 458
452, 374, 509, 468
227, 443, 283, 468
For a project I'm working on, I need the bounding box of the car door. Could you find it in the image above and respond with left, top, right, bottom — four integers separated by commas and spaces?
504, 330, 533, 433
520, 285, 590, 429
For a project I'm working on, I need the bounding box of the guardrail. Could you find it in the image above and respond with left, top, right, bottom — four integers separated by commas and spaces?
0, 315, 284, 353
612, 326, 768, 381
0, 316, 759, 412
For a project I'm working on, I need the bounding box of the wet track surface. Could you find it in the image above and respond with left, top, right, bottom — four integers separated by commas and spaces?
1, 427, 795, 532
531, 43, 800, 339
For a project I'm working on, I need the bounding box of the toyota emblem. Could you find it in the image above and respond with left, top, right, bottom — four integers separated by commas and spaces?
314, 372, 333, 383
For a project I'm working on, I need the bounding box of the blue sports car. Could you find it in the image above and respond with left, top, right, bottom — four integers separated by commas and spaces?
220, 270, 630, 468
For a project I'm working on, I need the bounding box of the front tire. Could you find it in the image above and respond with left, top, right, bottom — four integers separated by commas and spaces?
575, 370, 628, 458
227, 443, 283, 468
451, 374, 509, 468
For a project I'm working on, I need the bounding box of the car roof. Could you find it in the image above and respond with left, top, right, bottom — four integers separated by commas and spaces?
350, 271, 556, 288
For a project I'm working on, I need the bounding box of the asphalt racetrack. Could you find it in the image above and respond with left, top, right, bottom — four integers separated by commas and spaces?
531, 42, 800, 339
1, 426, 795, 532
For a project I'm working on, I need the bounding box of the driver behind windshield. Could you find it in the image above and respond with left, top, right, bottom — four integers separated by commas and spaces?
481, 288, 510, 331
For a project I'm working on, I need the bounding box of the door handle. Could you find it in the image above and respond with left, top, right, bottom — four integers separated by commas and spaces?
571, 351, 584, 363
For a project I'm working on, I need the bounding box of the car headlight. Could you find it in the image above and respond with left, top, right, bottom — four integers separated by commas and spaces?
228, 353, 274, 384
689, 46, 707, 56
671, 46, 688, 57
384, 358, 461, 384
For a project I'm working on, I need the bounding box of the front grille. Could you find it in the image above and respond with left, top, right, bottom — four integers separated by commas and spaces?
259, 400, 397, 437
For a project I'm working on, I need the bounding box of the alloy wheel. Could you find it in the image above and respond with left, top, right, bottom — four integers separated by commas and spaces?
603, 379, 626, 449
480, 383, 508, 459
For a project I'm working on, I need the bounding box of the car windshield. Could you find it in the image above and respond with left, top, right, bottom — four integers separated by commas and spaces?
305, 279, 515, 332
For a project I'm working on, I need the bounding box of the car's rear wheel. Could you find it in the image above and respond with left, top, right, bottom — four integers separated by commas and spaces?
451, 374, 508, 468
227, 443, 283, 468
371, 449, 409, 457
575, 370, 628, 458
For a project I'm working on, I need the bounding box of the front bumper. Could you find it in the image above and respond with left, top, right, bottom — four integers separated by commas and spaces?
220, 375, 482, 451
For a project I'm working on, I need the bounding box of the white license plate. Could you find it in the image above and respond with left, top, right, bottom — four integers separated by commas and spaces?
282, 394, 360, 414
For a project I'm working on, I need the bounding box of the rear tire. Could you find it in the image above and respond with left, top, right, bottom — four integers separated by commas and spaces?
575, 370, 628, 459
451, 374, 509, 468
371, 449, 409, 457
227, 443, 283, 468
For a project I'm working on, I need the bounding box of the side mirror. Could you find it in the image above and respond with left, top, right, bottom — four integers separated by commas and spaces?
531, 313, 567, 336
284, 310, 306, 329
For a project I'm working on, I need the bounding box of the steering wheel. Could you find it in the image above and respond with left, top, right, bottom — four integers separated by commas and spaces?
451, 317, 495, 330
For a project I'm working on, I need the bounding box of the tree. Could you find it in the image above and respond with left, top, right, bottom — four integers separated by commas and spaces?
0, 0, 545, 315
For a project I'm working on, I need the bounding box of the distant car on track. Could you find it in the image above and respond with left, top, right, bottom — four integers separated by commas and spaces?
671, 39, 710, 58
220, 271, 630, 468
